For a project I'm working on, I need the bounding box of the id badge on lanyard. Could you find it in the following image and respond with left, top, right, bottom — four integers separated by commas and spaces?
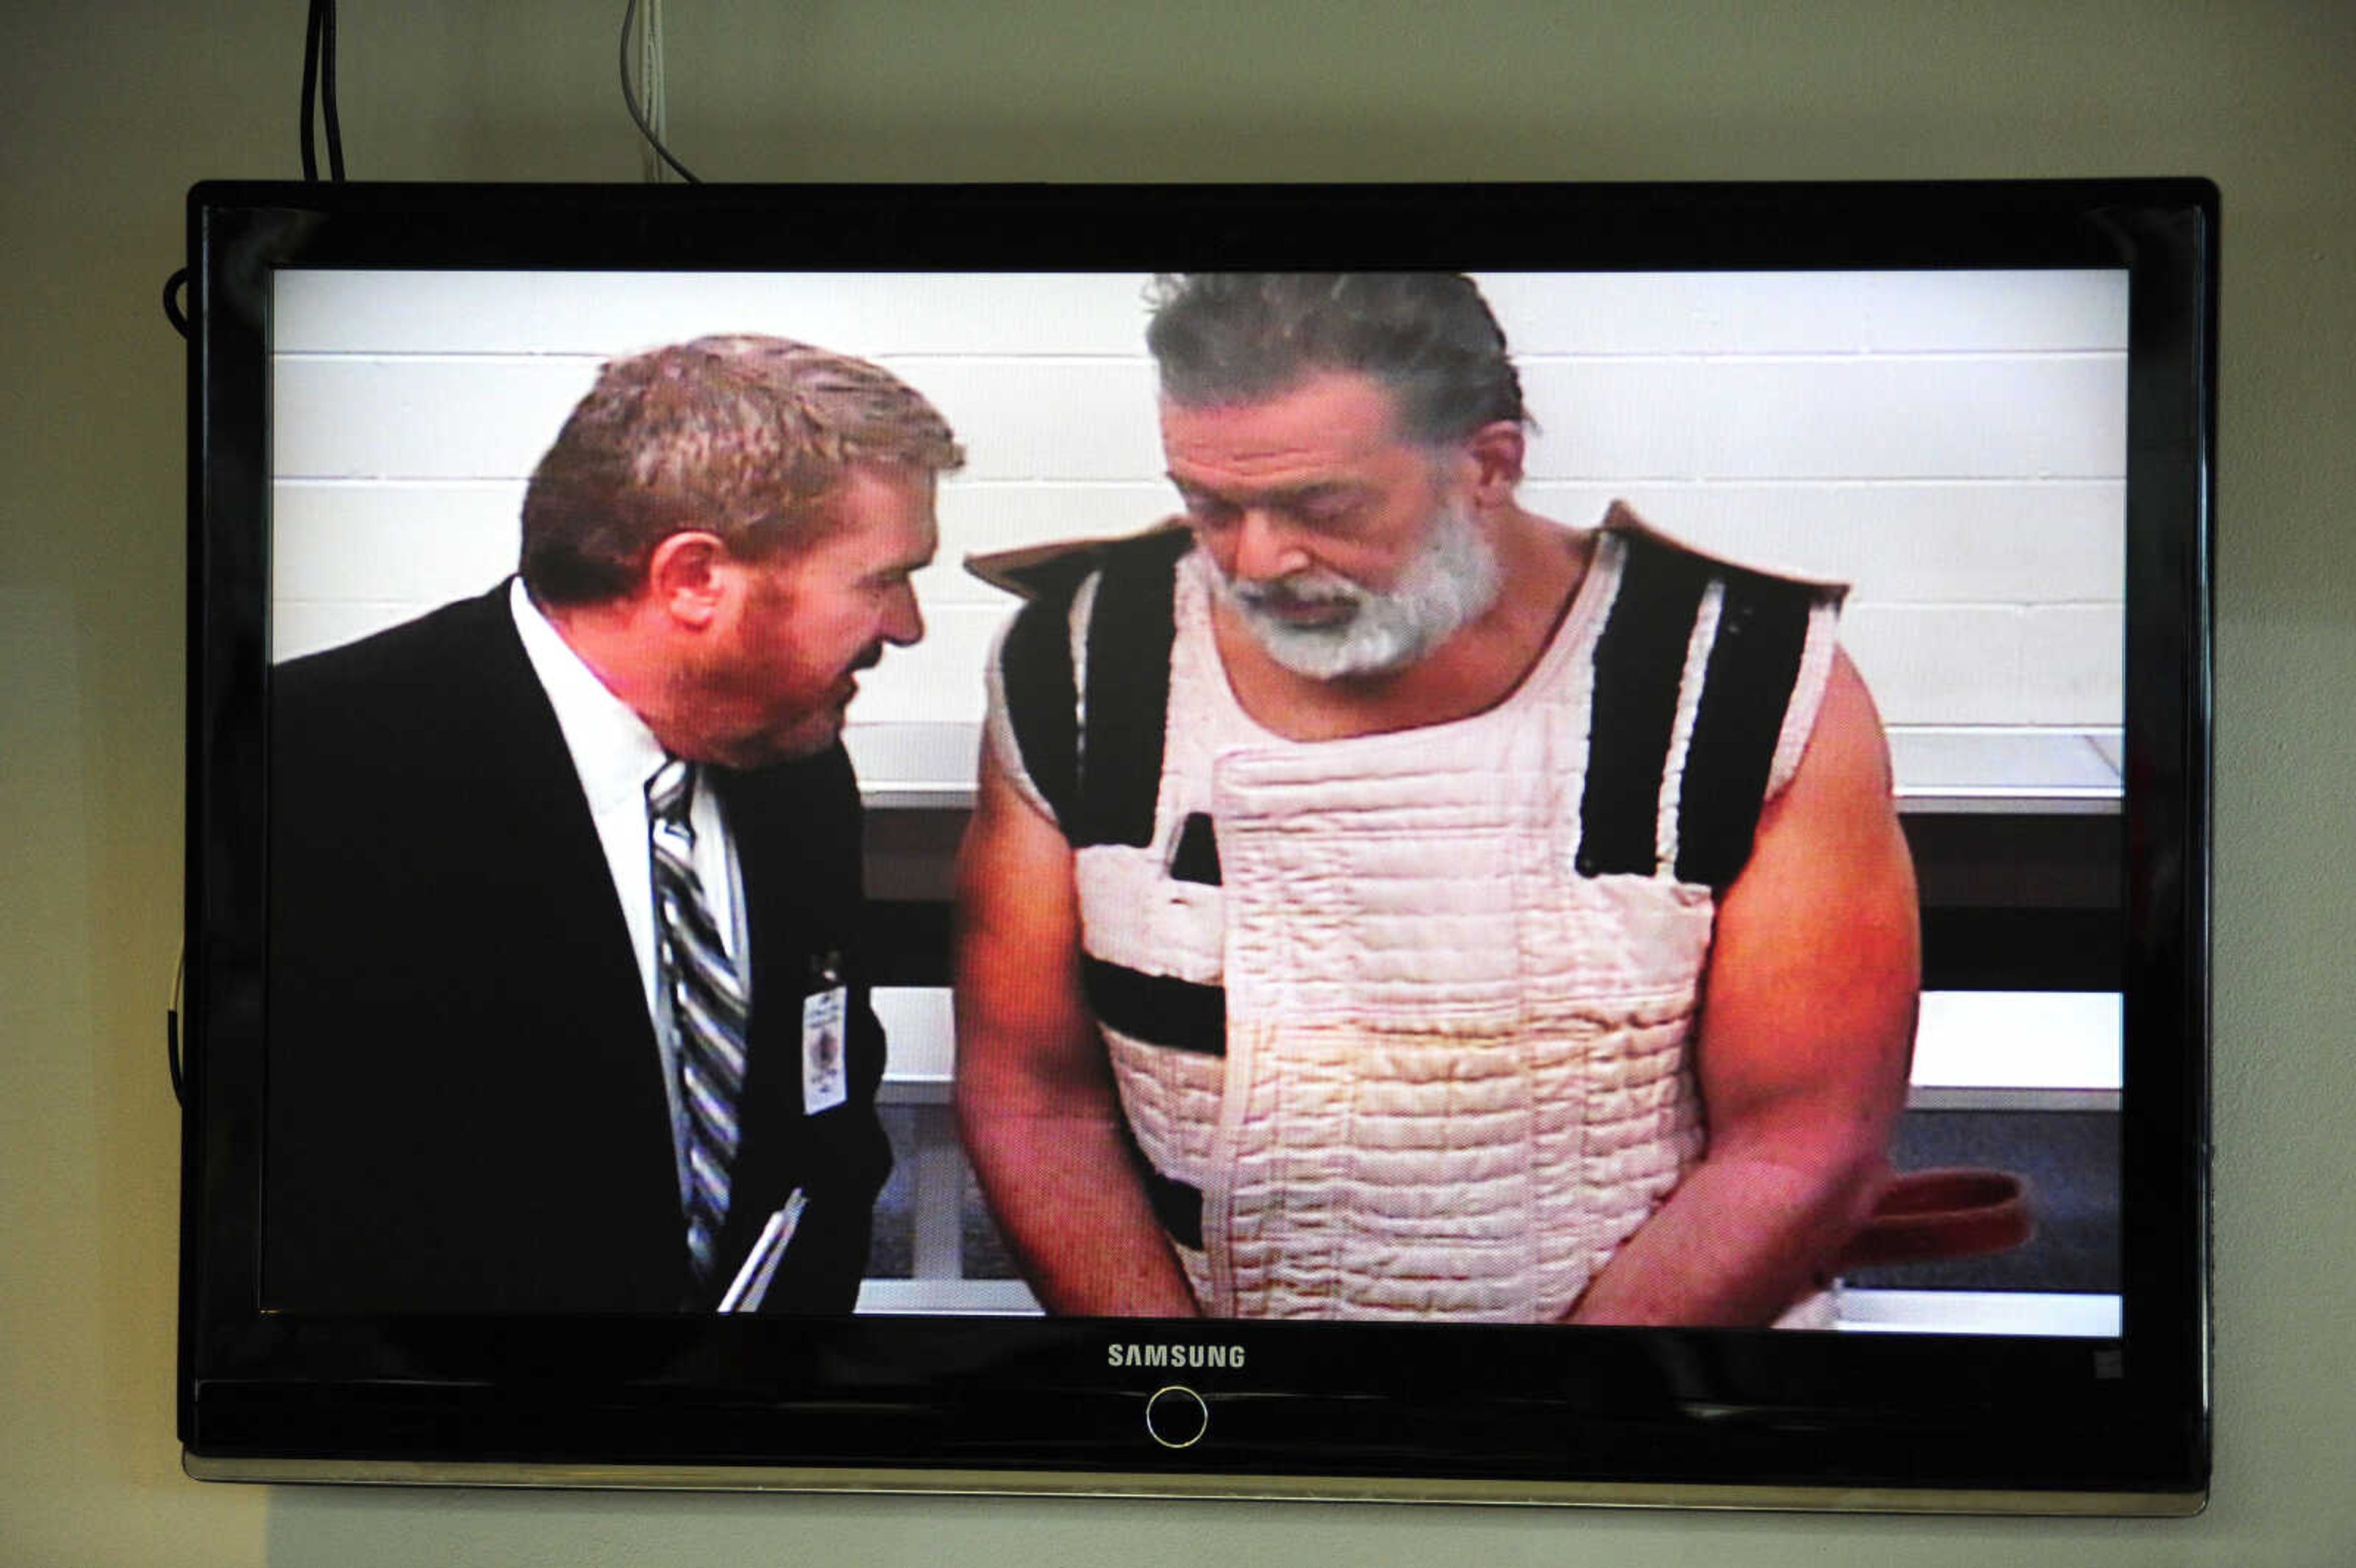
801, 950, 848, 1115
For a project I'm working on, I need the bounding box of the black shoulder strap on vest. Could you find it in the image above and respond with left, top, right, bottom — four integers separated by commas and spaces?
996, 553, 1093, 830
1671, 561, 1819, 887
998, 528, 1193, 847
1579, 529, 1824, 890
1577, 536, 1714, 879
1071, 528, 1193, 848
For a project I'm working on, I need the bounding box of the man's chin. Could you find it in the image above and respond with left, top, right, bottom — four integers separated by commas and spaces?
718, 709, 848, 770
1239, 610, 1420, 682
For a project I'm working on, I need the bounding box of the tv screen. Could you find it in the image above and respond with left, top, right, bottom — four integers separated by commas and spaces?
180, 180, 2212, 1510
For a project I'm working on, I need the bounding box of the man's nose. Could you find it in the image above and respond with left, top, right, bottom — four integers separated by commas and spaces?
882, 585, 925, 646
1231, 509, 1309, 582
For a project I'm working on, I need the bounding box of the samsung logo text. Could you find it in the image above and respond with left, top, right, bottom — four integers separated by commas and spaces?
1107, 1343, 1247, 1370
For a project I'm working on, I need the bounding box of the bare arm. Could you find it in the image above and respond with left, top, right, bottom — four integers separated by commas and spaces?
1571, 652, 1920, 1326
952, 746, 1201, 1316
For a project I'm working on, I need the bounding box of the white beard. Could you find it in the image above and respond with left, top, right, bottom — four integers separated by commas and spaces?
1213, 499, 1503, 680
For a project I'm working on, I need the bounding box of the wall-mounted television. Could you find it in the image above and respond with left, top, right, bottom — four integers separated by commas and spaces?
180, 179, 2212, 1511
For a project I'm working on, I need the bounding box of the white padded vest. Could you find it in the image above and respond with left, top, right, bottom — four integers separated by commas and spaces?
985, 509, 1844, 1321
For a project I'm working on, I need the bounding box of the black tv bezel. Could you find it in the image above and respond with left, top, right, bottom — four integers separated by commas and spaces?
180, 179, 2214, 1510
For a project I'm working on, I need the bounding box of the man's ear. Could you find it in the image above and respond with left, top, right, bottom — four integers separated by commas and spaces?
1462, 421, 1527, 508
645, 531, 731, 630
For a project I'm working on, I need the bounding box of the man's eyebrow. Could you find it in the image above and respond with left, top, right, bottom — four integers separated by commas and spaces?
1167, 474, 1355, 507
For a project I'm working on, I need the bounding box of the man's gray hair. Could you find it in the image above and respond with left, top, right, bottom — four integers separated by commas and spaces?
1143, 273, 1528, 445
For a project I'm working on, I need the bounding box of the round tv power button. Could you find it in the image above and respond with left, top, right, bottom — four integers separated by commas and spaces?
1144, 1385, 1210, 1450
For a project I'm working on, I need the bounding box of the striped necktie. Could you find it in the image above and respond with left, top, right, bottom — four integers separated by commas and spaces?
646, 756, 749, 1285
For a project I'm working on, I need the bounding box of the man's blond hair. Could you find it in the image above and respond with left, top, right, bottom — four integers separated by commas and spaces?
521, 334, 963, 606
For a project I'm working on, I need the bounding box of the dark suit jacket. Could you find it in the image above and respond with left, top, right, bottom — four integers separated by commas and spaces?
262, 584, 892, 1313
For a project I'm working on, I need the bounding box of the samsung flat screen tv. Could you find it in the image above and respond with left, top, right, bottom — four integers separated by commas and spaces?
179, 179, 2212, 1512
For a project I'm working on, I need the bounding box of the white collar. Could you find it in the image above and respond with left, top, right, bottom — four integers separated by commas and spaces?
508, 577, 671, 813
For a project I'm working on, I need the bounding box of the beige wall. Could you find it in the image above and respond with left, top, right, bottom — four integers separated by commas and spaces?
4, 2, 2348, 1564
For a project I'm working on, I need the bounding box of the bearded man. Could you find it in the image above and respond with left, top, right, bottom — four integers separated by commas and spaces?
954, 274, 1919, 1326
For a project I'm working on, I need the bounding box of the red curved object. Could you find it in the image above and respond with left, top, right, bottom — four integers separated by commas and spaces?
1834, 1168, 2033, 1270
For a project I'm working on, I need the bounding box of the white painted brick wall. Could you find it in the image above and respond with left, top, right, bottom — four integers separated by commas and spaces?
270, 268, 2127, 737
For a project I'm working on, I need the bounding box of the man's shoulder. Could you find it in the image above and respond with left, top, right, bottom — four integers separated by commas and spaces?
971, 523, 1195, 842
271, 584, 548, 783
274, 582, 520, 708
1598, 502, 1847, 603
964, 520, 1194, 604
971, 520, 1196, 706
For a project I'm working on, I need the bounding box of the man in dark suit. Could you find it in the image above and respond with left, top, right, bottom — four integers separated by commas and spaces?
263, 335, 963, 1313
